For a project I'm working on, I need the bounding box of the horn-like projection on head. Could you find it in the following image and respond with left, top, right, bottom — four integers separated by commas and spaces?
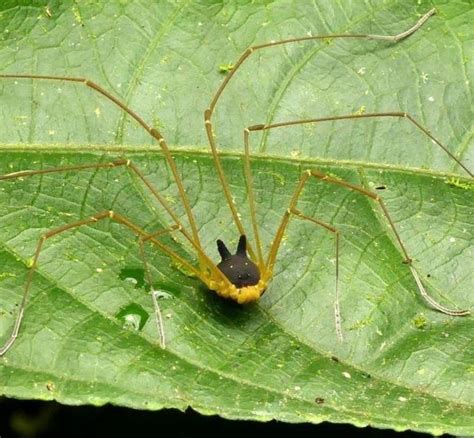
216, 235, 260, 288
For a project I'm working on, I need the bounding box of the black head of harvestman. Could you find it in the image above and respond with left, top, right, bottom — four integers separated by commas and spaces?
216, 235, 261, 289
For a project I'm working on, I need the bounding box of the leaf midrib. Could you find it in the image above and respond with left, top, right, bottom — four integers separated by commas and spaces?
0, 144, 471, 179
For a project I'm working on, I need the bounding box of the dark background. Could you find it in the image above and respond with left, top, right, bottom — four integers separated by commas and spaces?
0, 397, 451, 438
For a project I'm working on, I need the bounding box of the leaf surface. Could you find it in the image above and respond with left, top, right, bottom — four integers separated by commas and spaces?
0, 1, 472, 435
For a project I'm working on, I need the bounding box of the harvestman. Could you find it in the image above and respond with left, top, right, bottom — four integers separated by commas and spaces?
0, 8, 471, 356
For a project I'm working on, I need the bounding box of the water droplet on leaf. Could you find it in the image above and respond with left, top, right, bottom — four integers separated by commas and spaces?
115, 303, 149, 331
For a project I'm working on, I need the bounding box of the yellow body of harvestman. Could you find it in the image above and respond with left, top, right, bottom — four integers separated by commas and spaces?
0, 8, 471, 355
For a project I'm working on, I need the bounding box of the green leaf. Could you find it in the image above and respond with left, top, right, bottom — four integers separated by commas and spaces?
0, 1, 473, 435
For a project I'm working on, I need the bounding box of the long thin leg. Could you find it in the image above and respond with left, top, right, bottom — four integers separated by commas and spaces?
246, 113, 472, 177
241, 114, 472, 262
290, 208, 342, 342
266, 170, 469, 337
204, 9, 438, 248
0, 74, 202, 254
0, 158, 218, 274
138, 225, 181, 349
0, 211, 199, 356
208, 8, 436, 116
